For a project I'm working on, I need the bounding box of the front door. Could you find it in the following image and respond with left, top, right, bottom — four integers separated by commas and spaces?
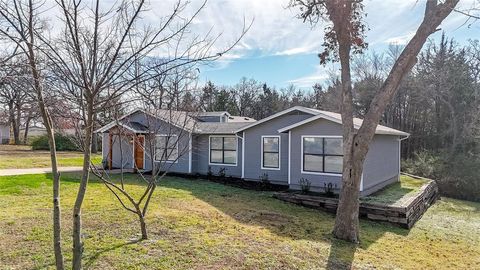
134, 135, 144, 170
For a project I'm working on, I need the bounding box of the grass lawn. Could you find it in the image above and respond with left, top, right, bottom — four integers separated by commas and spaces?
361, 175, 428, 206
0, 174, 479, 269
0, 145, 102, 169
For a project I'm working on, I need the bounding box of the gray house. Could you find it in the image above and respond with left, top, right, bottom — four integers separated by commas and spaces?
96, 106, 409, 196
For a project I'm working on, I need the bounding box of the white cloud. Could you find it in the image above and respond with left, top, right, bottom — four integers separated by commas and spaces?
287, 66, 332, 88
385, 32, 415, 45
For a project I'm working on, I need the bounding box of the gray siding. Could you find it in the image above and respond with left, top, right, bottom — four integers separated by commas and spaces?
289, 119, 343, 192
243, 112, 313, 184
103, 111, 192, 174
0, 124, 9, 144
192, 134, 243, 178
362, 135, 400, 193
289, 118, 401, 196
110, 133, 134, 169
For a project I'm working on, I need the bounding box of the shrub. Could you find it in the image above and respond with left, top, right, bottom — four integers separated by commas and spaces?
402, 150, 440, 179
403, 150, 480, 202
31, 134, 79, 151
207, 166, 213, 179
259, 172, 269, 183
217, 167, 226, 179
323, 182, 336, 197
298, 178, 311, 194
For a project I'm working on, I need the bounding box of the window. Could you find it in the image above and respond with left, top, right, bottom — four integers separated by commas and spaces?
302, 137, 343, 174
262, 136, 280, 169
155, 135, 178, 162
210, 136, 237, 165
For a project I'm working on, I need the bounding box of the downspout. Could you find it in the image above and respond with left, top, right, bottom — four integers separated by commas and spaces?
236, 132, 244, 179
398, 135, 410, 180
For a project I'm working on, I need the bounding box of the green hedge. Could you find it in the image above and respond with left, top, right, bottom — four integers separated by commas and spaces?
31, 134, 79, 151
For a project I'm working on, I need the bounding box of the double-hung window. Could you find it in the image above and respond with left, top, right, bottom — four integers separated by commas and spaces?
262, 136, 280, 169
302, 137, 343, 174
155, 135, 178, 162
209, 136, 237, 165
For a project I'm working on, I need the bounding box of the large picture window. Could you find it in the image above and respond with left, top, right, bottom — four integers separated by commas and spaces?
155, 135, 178, 162
302, 137, 343, 174
262, 136, 280, 169
209, 136, 237, 165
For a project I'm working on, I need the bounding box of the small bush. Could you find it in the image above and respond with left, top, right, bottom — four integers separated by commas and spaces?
403, 150, 480, 202
31, 134, 79, 151
323, 182, 336, 197
217, 168, 226, 179
402, 150, 440, 179
299, 178, 311, 194
259, 172, 269, 183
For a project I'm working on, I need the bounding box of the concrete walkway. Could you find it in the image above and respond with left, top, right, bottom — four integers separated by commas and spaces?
0, 167, 83, 176
0, 167, 136, 176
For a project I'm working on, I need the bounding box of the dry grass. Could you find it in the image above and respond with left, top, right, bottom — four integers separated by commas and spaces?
0, 145, 101, 169
0, 173, 479, 269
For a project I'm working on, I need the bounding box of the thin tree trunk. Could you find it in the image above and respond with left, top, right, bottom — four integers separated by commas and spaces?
138, 212, 148, 240
91, 113, 98, 153
23, 115, 31, 144
8, 101, 20, 145
24, 0, 65, 266
72, 100, 94, 270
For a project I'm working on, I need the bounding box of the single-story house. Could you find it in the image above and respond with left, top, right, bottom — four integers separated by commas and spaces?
95, 106, 409, 196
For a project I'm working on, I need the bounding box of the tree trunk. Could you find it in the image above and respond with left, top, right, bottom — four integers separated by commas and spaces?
8, 101, 20, 145
91, 113, 98, 153
138, 212, 148, 240
331, 0, 458, 242
72, 100, 94, 270
23, 8, 65, 266
23, 115, 32, 144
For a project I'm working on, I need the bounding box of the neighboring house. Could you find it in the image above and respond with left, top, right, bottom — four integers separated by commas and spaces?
0, 123, 9, 144
96, 106, 409, 196
20, 126, 47, 138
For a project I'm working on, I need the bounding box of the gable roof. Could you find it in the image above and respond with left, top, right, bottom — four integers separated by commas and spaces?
227, 116, 256, 123
197, 111, 230, 117
235, 106, 320, 133
95, 109, 252, 135
277, 110, 409, 136
195, 122, 251, 134
95, 109, 197, 133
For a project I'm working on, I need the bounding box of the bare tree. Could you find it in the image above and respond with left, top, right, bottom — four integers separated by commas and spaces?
290, 0, 459, 242
0, 0, 65, 268
40, 0, 249, 268
91, 106, 198, 240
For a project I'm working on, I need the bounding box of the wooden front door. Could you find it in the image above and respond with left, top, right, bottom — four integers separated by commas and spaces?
134, 135, 144, 170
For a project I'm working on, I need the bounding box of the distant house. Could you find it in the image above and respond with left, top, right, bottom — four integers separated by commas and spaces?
20, 126, 47, 139
0, 123, 9, 144
96, 106, 409, 196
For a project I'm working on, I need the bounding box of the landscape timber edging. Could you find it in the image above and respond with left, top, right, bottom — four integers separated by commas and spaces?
273, 180, 439, 229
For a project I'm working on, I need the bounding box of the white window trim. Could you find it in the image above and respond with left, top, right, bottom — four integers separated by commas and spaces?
208, 135, 238, 166
300, 135, 343, 176
154, 134, 179, 163
261, 135, 281, 170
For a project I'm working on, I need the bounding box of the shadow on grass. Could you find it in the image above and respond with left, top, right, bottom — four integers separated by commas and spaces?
58, 173, 410, 268
326, 238, 357, 270
84, 239, 141, 269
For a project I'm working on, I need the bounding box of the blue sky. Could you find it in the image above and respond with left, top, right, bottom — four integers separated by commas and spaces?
41, 0, 479, 89
178, 0, 480, 89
